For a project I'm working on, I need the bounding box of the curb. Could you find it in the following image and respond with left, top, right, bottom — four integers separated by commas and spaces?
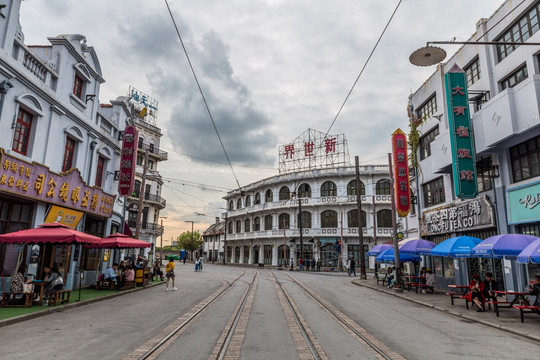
0, 281, 166, 328
351, 280, 540, 344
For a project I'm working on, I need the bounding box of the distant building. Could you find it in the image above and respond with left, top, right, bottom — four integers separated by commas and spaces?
202, 218, 225, 262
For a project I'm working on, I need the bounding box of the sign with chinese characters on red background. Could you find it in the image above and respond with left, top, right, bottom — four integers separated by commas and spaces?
118, 125, 139, 196
0, 149, 115, 217
391, 128, 411, 217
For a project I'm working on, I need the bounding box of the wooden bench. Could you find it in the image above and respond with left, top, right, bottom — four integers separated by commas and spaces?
512, 305, 540, 323
123, 280, 136, 290
411, 283, 434, 294
446, 292, 470, 309
1, 292, 33, 308
486, 301, 512, 316
95, 279, 115, 290
48, 290, 71, 306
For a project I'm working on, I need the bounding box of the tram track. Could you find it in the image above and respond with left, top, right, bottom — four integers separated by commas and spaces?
283, 272, 405, 360
124, 272, 246, 360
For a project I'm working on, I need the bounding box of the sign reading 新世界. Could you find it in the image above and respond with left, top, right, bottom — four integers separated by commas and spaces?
391, 128, 411, 217
118, 125, 138, 196
0, 149, 115, 218
445, 64, 478, 199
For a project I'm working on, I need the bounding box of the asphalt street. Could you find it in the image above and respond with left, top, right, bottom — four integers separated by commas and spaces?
0, 264, 538, 360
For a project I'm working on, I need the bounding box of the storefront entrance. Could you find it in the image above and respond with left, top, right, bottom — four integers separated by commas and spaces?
320, 244, 339, 267
277, 245, 290, 266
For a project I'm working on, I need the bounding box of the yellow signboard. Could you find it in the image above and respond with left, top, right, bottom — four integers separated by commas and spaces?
45, 205, 84, 228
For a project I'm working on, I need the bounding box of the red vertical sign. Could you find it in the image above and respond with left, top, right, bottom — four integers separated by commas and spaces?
391, 128, 411, 217
118, 125, 138, 196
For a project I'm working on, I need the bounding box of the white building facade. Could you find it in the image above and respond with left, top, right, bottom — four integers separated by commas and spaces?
202, 218, 225, 263
408, 0, 540, 288
223, 165, 394, 268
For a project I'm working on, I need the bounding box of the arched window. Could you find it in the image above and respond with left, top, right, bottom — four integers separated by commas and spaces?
278, 213, 290, 229
298, 183, 311, 198
254, 217, 261, 231
377, 209, 392, 227
321, 210, 338, 228
245, 195, 251, 207
376, 179, 391, 195
265, 189, 273, 202
321, 181, 337, 197
279, 186, 290, 200
347, 209, 366, 228
264, 215, 273, 230
228, 222, 233, 234
254, 192, 261, 204
229, 200, 234, 210
299, 211, 312, 228
245, 218, 251, 232
236, 220, 242, 233
236, 198, 242, 210
347, 180, 365, 195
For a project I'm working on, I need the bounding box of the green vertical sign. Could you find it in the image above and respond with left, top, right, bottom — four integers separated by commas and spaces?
445, 64, 478, 199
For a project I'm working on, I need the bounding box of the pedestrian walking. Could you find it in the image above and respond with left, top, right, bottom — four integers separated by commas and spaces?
316, 259, 321, 272
195, 256, 200, 272
290, 258, 294, 271
199, 257, 204, 271
311, 259, 315, 271
349, 257, 356, 277
346, 257, 351, 276
165, 258, 177, 291
299, 258, 303, 271
305, 258, 310, 271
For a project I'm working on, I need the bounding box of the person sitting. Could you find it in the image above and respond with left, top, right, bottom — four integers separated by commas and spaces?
386, 266, 395, 288
153, 262, 164, 281
123, 265, 135, 288
10, 264, 27, 294
464, 273, 485, 312
104, 263, 120, 290
425, 268, 435, 293
528, 274, 540, 309
482, 272, 498, 305
43, 267, 63, 305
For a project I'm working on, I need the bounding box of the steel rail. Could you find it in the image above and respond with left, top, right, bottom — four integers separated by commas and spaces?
137, 272, 246, 360
285, 273, 394, 360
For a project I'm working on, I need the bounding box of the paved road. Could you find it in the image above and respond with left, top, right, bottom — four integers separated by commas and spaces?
0, 264, 538, 359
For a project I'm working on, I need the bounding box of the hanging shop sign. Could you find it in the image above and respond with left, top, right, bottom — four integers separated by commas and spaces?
44, 205, 84, 227
420, 196, 495, 236
444, 64, 478, 199
118, 125, 139, 196
391, 128, 411, 217
0, 149, 115, 217
506, 180, 540, 225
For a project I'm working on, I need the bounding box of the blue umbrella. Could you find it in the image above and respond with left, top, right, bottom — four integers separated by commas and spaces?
376, 248, 421, 263
399, 239, 436, 255
471, 234, 539, 258
368, 244, 393, 256
430, 236, 483, 258
517, 238, 540, 264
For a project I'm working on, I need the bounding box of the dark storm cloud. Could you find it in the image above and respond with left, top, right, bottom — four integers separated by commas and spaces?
118, 11, 275, 166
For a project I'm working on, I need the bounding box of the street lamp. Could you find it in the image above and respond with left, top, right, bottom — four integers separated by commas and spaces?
159, 217, 167, 264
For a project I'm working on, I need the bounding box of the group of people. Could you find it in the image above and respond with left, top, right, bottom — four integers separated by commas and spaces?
103, 261, 135, 290
294, 258, 322, 272
195, 256, 203, 272
8, 263, 64, 305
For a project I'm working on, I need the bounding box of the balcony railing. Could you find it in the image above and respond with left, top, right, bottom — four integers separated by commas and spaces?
224, 227, 393, 241
128, 220, 163, 233
15, 40, 58, 89
130, 192, 166, 208
137, 141, 168, 161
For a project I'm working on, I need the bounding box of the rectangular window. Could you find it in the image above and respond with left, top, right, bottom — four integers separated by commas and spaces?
12, 108, 33, 156
136, 155, 143, 166
464, 57, 481, 86
419, 125, 439, 160
62, 136, 76, 172
476, 161, 494, 193
416, 94, 437, 120
496, 3, 540, 61
473, 92, 490, 112
422, 177, 445, 208
73, 74, 83, 99
148, 160, 154, 170
95, 155, 105, 187
510, 134, 540, 182
500, 64, 528, 90
138, 137, 144, 149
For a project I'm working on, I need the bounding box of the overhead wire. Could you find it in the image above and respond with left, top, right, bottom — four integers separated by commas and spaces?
164, 0, 242, 190
325, 0, 403, 135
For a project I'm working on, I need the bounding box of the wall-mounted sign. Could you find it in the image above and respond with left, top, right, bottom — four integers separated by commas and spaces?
44, 205, 84, 227
420, 196, 495, 236
0, 149, 115, 217
278, 129, 350, 174
445, 64, 478, 199
506, 180, 540, 225
118, 125, 138, 196
391, 128, 411, 217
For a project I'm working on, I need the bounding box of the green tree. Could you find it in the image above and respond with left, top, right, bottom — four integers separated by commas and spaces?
177, 231, 203, 258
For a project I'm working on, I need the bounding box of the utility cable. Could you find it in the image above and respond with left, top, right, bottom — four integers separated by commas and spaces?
326, 0, 403, 135
164, 0, 242, 189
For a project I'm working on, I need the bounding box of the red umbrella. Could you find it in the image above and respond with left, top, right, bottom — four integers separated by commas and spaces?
93, 233, 151, 248
0, 223, 102, 245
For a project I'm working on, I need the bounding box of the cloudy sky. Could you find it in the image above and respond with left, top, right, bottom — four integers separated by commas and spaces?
20, 0, 502, 243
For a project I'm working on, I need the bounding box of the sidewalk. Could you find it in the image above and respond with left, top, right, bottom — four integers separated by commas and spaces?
0, 279, 166, 327
352, 278, 540, 343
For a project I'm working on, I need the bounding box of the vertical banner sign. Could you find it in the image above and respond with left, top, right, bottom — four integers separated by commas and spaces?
445, 64, 478, 199
118, 126, 139, 196
391, 128, 411, 217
